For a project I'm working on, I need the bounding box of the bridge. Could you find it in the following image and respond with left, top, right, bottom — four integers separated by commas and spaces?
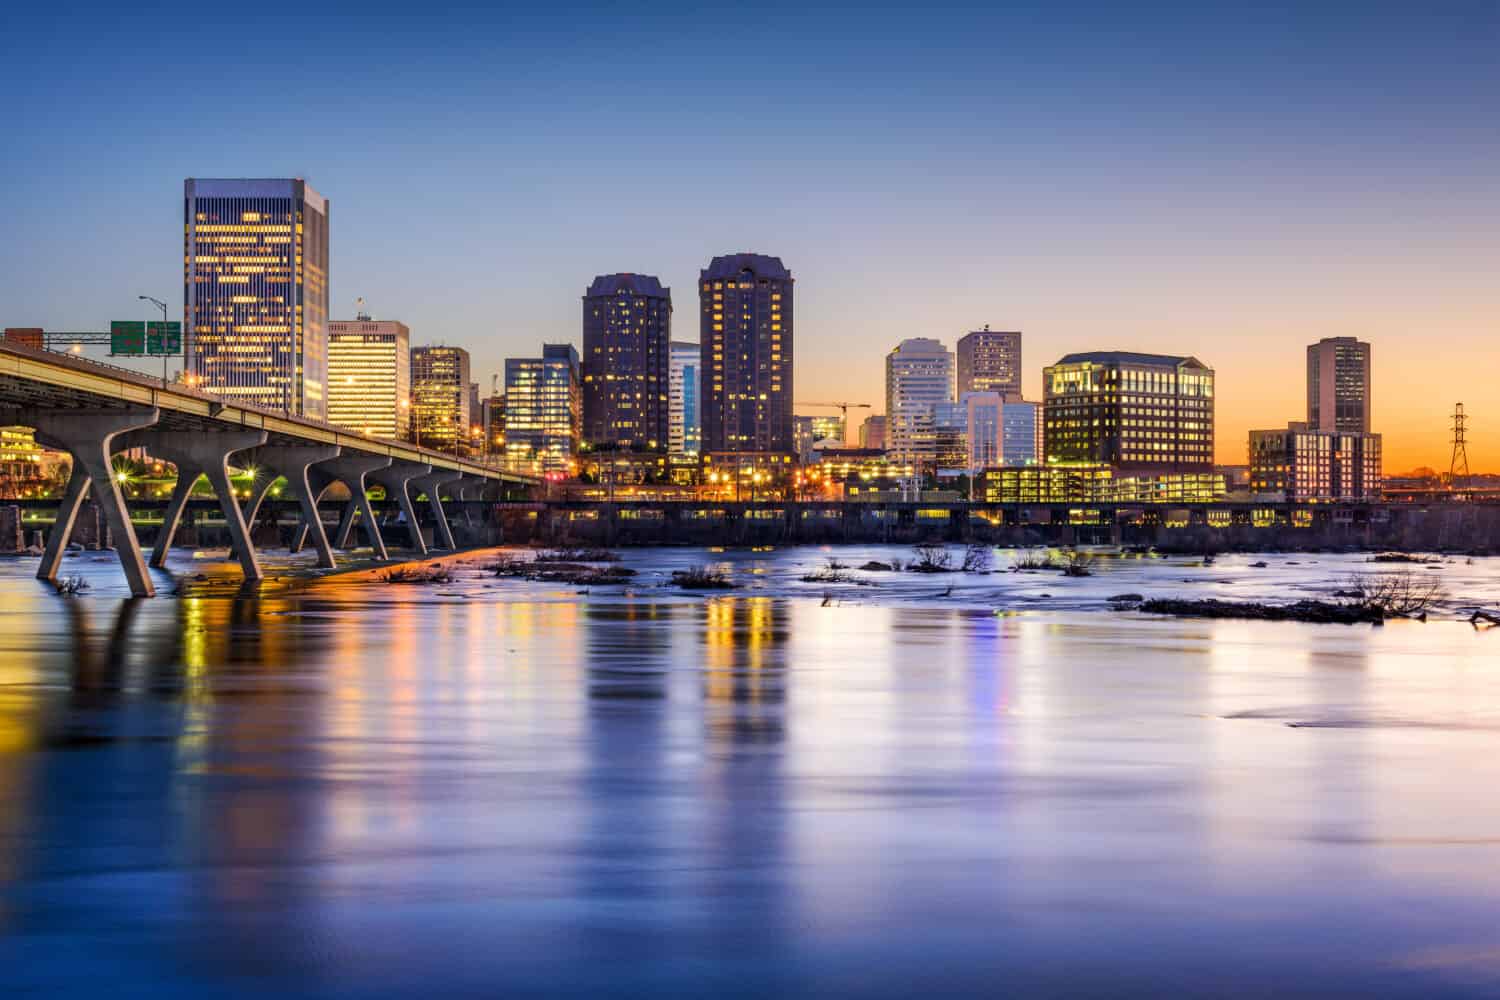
1, 339, 537, 596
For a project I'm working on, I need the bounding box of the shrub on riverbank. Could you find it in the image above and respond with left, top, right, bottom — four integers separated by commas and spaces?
382, 565, 454, 585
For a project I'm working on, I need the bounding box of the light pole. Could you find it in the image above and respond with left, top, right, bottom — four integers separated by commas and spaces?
138, 295, 169, 386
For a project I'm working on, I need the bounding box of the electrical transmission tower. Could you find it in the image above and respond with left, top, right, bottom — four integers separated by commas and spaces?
1450, 402, 1471, 487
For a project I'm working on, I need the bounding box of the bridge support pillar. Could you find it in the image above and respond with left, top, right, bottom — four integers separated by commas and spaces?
138, 429, 268, 581
243, 444, 342, 569
412, 471, 464, 550
11, 407, 162, 597
368, 460, 431, 554
315, 455, 392, 560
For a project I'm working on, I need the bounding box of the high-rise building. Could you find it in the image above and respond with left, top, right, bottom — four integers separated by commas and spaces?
410, 346, 471, 455
886, 338, 955, 464
700, 253, 793, 455
1043, 351, 1214, 470
1249, 422, 1382, 501
184, 178, 329, 417
327, 319, 410, 440
582, 273, 672, 450
505, 344, 581, 474
859, 415, 888, 451
956, 327, 1022, 397
1307, 337, 1371, 433
962, 392, 1004, 470
1001, 399, 1041, 466
668, 341, 701, 455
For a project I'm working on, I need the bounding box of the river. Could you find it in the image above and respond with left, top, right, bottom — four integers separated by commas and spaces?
2, 545, 1499, 997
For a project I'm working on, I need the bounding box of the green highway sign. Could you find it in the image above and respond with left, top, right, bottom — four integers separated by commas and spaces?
147, 321, 182, 355
110, 320, 146, 356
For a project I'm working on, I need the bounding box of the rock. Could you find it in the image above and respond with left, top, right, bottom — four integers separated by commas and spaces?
1250, 561, 1268, 568
1108, 593, 1145, 603
859, 561, 893, 572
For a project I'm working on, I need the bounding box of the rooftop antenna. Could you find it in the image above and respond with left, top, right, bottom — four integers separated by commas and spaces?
355, 297, 371, 321
1450, 402, 1471, 487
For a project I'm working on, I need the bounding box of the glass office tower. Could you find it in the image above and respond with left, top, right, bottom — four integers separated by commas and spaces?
184, 178, 329, 417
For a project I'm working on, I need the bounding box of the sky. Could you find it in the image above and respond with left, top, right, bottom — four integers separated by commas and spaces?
2, 1, 1496, 471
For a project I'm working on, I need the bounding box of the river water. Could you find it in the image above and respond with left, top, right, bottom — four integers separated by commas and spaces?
3, 545, 1500, 997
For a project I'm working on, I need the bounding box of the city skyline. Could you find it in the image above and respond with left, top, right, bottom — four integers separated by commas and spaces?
3, 4, 1496, 471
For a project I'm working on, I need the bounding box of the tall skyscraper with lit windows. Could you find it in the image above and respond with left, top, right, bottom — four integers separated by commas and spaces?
956, 327, 1022, 397
1042, 351, 1214, 470
699, 254, 793, 455
582, 273, 671, 449
327, 318, 410, 440
669, 340, 701, 455
184, 178, 329, 417
886, 338, 955, 464
410, 345, 471, 455
505, 344, 581, 474
1307, 336, 1371, 433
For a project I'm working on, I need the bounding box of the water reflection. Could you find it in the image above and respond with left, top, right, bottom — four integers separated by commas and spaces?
2, 560, 1500, 996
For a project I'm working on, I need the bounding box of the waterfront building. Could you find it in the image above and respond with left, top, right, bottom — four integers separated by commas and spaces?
326, 319, 410, 440
801, 448, 918, 499
0, 426, 44, 489
668, 340, 701, 455
583, 274, 672, 450
184, 178, 329, 417
1307, 337, 1371, 433
932, 400, 969, 471
956, 327, 1022, 396
699, 253, 793, 456
1043, 351, 1214, 471
1002, 399, 1041, 465
505, 344, 581, 474
886, 338, 955, 465
982, 463, 1225, 503
859, 414, 888, 451
1249, 422, 1382, 502
793, 414, 846, 462
410, 346, 471, 455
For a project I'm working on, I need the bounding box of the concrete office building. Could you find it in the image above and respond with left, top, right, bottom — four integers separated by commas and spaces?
956, 327, 1022, 397
184, 178, 329, 417
859, 415, 888, 451
1307, 337, 1372, 433
699, 253, 793, 456
886, 338, 955, 464
582, 273, 672, 449
410, 346, 471, 455
1249, 422, 1382, 502
326, 319, 410, 440
1043, 351, 1214, 471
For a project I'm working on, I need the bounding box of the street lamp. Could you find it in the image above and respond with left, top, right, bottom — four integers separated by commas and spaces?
138, 295, 169, 386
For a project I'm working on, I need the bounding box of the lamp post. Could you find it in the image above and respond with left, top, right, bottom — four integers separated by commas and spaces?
138, 295, 169, 386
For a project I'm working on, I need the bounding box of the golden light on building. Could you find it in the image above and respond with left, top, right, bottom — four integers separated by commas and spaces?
327, 319, 410, 440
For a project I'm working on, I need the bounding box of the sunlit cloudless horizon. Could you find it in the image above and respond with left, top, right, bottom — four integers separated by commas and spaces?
2, 1, 1496, 470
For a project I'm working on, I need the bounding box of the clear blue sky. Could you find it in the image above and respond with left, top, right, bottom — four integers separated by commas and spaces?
2, 1, 1496, 467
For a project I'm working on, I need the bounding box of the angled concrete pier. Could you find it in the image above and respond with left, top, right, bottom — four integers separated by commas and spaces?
2, 407, 162, 597
412, 470, 465, 550
368, 460, 432, 554
243, 444, 342, 568
317, 455, 392, 560
139, 429, 268, 580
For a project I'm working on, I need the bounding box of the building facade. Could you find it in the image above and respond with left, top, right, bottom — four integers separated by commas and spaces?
956, 327, 1022, 397
505, 344, 581, 474
859, 415, 888, 451
886, 338, 955, 465
793, 415, 845, 462
184, 178, 329, 417
962, 392, 1004, 470
699, 253, 793, 456
326, 319, 410, 439
1043, 351, 1214, 471
1001, 399, 1041, 465
668, 340, 701, 456
1249, 422, 1382, 501
1307, 337, 1371, 433
582, 273, 672, 449
410, 346, 471, 455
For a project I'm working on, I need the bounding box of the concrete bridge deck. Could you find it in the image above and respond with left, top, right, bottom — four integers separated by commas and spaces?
1, 340, 537, 595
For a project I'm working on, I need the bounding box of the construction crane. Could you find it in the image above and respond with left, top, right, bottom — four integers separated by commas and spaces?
795, 401, 872, 446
